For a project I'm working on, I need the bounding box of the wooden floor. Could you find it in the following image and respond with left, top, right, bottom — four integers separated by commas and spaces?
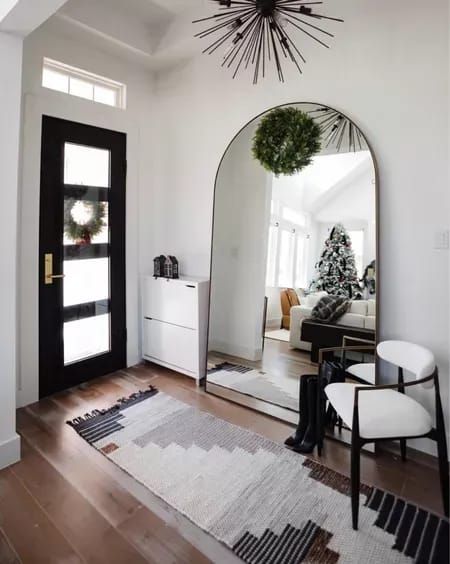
0, 363, 444, 563
209, 338, 316, 387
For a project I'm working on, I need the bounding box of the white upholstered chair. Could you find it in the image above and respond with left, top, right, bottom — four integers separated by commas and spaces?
324, 340, 449, 530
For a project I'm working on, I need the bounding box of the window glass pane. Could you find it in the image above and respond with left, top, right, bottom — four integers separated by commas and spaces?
69, 76, 94, 100
94, 84, 117, 107
278, 229, 295, 287
64, 314, 110, 364
348, 230, 364, 278
282, 207, 306, 227
295, 235, 307, 288
64, 143, 110, 187
42, 67, 69, 93
265, 224, 278, 287
63, 258, 110, 308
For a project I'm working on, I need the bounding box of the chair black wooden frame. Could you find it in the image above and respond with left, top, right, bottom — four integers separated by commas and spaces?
317, 345, 449, 530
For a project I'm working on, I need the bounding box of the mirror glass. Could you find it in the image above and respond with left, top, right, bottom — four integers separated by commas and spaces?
207, 103, 377, 428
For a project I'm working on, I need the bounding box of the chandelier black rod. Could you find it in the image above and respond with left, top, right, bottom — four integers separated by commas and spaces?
193, 0, 343, 83
193, 7, 254, 25
277, 11, 335, 36
279, 25, 306, 66
223, 14, 260, 67
195, 10, 254, 39
283, 16, 330, 48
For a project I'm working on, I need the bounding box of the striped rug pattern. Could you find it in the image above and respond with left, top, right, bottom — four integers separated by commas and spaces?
68, 388, 448, 564
208, 362, 299, 411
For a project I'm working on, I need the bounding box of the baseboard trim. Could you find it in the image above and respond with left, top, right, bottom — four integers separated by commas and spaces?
0, 434, 21, 470
209, 340, 263, 362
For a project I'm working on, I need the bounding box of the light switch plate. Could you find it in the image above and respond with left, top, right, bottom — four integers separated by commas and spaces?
434, 230, 449, 250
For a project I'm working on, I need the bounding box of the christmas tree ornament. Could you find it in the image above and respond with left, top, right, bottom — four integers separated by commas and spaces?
193, 0, 343, 84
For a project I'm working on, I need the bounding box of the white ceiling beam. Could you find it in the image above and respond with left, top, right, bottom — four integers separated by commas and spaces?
0, 0, 68, 37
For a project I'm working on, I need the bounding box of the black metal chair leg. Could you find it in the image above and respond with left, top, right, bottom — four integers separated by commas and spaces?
316, 378, 323, 457
400, 439, 407, 462
436, 430, 449, 518
434, 373, 449, 517
351, 437, 361, 530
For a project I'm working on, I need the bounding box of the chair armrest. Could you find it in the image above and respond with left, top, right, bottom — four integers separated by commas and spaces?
352, 370, 436, 406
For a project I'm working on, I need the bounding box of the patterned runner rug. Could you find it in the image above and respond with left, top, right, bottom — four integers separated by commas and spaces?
208, 362, 299, 412
68, 388, 448, 564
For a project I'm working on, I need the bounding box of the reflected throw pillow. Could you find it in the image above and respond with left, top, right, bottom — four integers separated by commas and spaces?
310, 295, 350, 323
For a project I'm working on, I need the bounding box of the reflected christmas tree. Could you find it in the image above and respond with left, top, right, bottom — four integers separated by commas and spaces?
310, 224, 362, 300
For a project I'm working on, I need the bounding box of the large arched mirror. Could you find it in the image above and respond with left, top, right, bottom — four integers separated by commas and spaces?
206, 103, 378, 445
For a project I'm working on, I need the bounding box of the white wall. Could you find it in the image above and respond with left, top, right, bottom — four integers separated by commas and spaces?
17, 22, 155, 406
152, 0, 449, 455
209, 122, 272, 360
0, 31, 22, 469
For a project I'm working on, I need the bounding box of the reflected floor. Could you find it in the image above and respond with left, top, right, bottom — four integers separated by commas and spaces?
207, 339, 316, 413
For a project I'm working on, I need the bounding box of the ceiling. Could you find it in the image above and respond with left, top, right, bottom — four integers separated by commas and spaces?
45, 0, 207, 70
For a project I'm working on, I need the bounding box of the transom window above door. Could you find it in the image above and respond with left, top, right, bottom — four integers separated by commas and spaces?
42, 58, 127, 109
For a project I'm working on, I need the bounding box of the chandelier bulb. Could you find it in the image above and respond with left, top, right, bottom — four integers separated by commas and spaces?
299, 6, 313, 15
228, 18, 243, 31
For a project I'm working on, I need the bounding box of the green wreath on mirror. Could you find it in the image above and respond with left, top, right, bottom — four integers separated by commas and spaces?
64, 199, 107, 245
252, 107, 322, 176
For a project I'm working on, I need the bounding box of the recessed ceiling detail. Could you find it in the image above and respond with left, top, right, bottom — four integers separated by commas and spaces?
193, 0, 343, 84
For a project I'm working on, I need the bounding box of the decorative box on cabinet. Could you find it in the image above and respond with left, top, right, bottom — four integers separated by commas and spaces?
142, 276, 210, 382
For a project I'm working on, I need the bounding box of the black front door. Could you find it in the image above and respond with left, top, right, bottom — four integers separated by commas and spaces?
39, 116, 127, 398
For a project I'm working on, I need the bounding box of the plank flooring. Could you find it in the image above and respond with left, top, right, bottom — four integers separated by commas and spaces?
0, 363, 444, 563
209, 338, 316, 388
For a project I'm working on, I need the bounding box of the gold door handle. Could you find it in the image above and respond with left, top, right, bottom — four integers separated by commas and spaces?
44, 253, 65, 285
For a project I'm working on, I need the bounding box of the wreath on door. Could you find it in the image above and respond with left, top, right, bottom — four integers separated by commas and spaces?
64, 199, 107, 245
252, 107, 322, 176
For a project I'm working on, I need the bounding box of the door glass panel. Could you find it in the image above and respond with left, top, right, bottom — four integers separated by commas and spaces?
63, 258, 109, 307
64, 143, 110, 187
64, 314, 111, 365
63, 142, 112, 365
64, 201, 109, 245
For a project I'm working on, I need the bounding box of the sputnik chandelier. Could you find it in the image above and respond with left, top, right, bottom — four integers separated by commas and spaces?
193, 1, 343, 84
309, 107, 367, 153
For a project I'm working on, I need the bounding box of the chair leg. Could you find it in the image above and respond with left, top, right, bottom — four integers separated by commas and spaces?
436, 424, 449, 517
316, 377, 323, 457
434, 375, 449, 518
400, 439, 407, 462
351, 438, 361, 530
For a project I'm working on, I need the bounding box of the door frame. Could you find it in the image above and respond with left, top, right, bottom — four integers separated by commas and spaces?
38, 115, 127, 398
19, 94, 142, 408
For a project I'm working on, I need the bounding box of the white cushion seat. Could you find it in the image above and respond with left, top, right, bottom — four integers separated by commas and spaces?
325, 383, 433, 439
346, 363, 376, 385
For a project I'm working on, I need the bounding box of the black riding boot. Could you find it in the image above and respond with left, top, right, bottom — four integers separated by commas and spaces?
292, 376, 318, 454
284, 375, 315, 448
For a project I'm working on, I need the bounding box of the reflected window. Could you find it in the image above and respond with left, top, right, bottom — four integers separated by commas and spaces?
348, 230, 364, 278
278, 229, 295, 287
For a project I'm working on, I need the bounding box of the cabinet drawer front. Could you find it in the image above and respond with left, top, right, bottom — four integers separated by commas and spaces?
143, 319, 197, 373
143, 279, 198, 329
